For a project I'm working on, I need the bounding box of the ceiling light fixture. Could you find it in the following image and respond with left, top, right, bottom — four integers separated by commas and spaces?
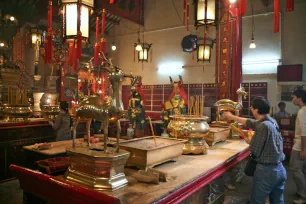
249, 0, 256, 49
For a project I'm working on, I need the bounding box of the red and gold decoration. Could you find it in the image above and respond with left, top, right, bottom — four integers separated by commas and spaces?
13, 30, 25, 63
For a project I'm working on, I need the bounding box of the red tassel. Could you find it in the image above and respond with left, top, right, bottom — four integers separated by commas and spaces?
94, 43, 100, 66
183, 0, 186, 25
274, 0, 280, 33
69, 42, 74, 66
187, 3, 190, 31
110, 0, 115, 4
73, 45, 78, 71
286, 0, 294, 12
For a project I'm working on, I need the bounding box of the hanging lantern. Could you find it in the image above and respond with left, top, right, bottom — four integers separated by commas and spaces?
197, 37, 214, 62
197, 45, 211, 62
61, 0, 94, 41
194, 0, 217, 28
30, 28, 43, 46
138, 43, 152, 62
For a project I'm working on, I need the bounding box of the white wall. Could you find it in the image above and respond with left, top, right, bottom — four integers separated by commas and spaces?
108, 0, 216, 85
103, 0, 306, 111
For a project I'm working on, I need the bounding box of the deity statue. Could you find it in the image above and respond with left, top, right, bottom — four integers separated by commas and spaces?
128, 76, 146, 132
164, 75, 188, 116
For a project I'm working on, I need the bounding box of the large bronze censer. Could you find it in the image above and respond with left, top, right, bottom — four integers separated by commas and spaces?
168, 115, 210, 154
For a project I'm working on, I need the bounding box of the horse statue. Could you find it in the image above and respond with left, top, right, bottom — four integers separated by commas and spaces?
214, 87, 248, 122
72, 53, 136, 153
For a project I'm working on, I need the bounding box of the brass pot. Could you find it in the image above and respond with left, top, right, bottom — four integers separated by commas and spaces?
167, 115, 210, 155
41, 105, 60, 119
3, 104, 33, 121
168, 115, 210, 138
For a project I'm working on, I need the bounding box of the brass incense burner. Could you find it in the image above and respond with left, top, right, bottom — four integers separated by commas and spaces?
168, 115, 210, 154
41, 105, 60, 120
3, 104, 33, 121
0, 104, 8, 120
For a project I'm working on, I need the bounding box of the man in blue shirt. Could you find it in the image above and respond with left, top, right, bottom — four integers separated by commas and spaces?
223, 97, 286, 204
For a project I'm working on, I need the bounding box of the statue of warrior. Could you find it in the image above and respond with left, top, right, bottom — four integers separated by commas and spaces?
128, 76, 146, 131
164, 75, 187, 116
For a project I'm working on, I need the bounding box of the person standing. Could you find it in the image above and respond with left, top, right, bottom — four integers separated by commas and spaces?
274, 101, 290, 120
223, 97, 286, 204
49, 101, 72, 141
290, 89, 306, 204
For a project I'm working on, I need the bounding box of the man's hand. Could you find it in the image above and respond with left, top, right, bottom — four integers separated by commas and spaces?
222, 111, 233, 122
300, 151, 306, 160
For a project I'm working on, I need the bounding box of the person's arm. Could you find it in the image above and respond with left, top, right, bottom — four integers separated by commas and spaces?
299, 111, 306, 160
222, 112, 257, 129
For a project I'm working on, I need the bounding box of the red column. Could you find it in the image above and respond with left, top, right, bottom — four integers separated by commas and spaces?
230, 14, 242, 101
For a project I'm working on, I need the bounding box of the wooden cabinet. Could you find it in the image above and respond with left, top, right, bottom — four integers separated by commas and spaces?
0, 119, 54, 181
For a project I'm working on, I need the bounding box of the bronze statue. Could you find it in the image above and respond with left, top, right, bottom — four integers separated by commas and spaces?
72, 53, 135, 152
128, 76, 146, 132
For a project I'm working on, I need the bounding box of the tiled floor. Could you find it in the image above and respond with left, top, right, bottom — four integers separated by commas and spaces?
0, 163, 298, 204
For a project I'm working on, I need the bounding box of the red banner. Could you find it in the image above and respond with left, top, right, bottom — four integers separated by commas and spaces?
286, 0, 294, 12
238, 0, 246, 16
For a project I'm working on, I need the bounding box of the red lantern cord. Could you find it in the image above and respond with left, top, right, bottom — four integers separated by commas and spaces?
286, 0, 294, 12
183, 0, 186, 26
192, 42, 194, 60
186, 2, 190, 31
274, 0, 280, 33
96, 17, 99, 42
101, 9, 106, 36
69, 42, 74, 66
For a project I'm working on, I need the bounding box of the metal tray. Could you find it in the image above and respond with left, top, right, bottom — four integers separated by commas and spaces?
119, 136, 186, 170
